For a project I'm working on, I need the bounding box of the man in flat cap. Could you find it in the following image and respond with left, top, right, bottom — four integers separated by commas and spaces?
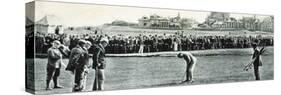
177, 52, 197, 83
66, 40, 92, 92
46, 40, 64, 90
92, 38, 109, 91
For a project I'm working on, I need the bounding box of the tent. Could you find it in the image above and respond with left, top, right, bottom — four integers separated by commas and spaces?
26, 17, 34, 35
35, 15, 64, 34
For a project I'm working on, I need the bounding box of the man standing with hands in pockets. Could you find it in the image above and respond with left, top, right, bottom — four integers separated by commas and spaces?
92, 38, 109, 91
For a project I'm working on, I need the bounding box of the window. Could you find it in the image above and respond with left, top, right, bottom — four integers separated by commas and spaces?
143, 23, 147, 26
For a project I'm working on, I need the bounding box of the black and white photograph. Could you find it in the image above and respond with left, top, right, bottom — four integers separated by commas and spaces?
25, 0, 274, 94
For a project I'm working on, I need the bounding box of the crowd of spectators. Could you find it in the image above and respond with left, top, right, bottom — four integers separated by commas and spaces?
31, 32, 274, 54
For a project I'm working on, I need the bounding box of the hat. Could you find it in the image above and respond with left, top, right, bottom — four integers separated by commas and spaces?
177, 53, 183, 57
252, 43, 257, 48
85, 41, 92, 46
78, 39, 87, 46
100, 38, 109, 43
52, 40, 61, 45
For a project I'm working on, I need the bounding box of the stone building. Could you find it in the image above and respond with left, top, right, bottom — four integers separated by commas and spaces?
203, 12, 244, 30
241, 16, 260, 31
260, 16, 274, 32
138, 13, 182, 29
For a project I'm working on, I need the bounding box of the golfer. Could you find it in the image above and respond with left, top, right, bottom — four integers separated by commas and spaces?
251, 43, 264, 80
177, 52, 197, 83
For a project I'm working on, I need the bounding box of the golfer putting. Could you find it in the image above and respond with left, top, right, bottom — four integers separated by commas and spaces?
177, 52, 197, 83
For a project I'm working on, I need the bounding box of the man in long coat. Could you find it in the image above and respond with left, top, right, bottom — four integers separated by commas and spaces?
66, 40, 92, 92
252, 43, 264, 80
92, 38, 109, 91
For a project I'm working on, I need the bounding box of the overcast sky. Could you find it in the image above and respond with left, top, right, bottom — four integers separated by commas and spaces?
34, 1, 270, 26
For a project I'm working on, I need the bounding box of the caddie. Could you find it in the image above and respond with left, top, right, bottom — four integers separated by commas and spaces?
66, 40, 91, 92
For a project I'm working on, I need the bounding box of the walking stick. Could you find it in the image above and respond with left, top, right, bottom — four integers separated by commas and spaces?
95, 66, 99, 90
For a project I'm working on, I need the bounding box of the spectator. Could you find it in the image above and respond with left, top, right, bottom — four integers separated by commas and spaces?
31, 32, 274, 55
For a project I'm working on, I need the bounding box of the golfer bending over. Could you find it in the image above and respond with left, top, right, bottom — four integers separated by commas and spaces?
177, 52, 197, 83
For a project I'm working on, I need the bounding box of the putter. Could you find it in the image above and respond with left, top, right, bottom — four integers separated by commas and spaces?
95, 66, 99, 90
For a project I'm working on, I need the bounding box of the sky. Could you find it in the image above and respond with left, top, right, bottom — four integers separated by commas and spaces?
34, 1, 271, 26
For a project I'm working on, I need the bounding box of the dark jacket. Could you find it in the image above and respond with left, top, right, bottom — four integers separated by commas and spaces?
66, 46, 90, 72
252, 48, 263, 66
92, 44, 106, 69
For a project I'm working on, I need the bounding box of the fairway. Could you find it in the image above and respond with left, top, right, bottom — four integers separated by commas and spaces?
29, 48, 273, 94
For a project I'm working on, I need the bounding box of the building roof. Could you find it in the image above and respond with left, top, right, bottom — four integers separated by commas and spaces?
26, 17, 34, 26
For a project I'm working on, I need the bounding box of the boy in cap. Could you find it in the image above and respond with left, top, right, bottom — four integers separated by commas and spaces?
177, 52, 197, 83
46, 40, 64, 90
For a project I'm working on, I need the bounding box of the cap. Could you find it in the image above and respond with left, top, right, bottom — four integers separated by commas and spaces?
78, 39, 87, 46
100, 38, 109, 43
177, 53, 183, 57
252, 43, 257, 48
85, 41, 92, 46
52, 40, 61, 45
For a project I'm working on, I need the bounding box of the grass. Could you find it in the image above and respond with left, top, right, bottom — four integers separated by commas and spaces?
106, 47, 274, 57
27, 47, 274, 94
